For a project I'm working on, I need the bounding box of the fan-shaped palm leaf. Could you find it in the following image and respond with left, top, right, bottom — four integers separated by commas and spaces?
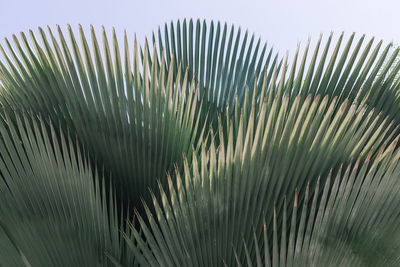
237, 140, 400, 266
123, 89, 399, 265
0, 26, 207, 208
1, 20, 400, 267
0, 113, 133, 266
151, 19, 279, 109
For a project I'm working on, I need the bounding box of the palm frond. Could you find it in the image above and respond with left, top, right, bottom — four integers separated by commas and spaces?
1, 23, 400, 208
238, 140, 400, 266
152, 19, 279, 110
154, 21, 400, 119
155, 22, 400, 153
0, 26, 205, 208
0, 112, 132, 266
1, 21, 400, 266
123, 90, 399, 266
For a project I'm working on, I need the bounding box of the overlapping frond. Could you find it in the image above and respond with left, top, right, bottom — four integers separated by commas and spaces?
154, 21, 400, 153
242, 32, 400, 143
238, 139, 400, 266
123, 91, 399, 266
152, 19, 279, 109
1, 22, 400, 206
154, 21, 400, 126
0, 113, 133, 266
0, 26, 206, 208
0, 20, 400, 267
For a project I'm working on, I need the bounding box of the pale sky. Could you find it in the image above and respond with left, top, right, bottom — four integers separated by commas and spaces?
1, 0, 399, 56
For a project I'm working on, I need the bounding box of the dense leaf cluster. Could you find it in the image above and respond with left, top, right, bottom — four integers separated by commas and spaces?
0, 19, 400, 266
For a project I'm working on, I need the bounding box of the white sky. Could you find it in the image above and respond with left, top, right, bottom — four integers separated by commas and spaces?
1, 0, 399, 56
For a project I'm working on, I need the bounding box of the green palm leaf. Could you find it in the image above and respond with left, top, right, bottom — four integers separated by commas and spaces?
123, 90, 398, 266
152, 19, 279, 109
154, 21, 400, 123
0, 26, 206, 208
0, 113, 133, 266
0, 20, 400, 266
238, 141, 400, 266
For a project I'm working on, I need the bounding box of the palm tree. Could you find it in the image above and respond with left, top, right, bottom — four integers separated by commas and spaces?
0, 19, 400, 266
